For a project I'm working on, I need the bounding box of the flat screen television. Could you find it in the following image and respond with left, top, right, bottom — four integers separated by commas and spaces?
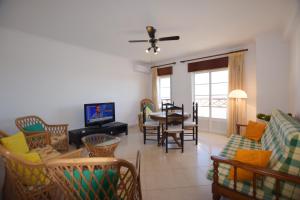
84, 102, 115, 127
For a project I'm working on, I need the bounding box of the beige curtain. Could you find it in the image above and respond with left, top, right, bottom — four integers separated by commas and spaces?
227, 52, 247, 136
151, 68, 159, 111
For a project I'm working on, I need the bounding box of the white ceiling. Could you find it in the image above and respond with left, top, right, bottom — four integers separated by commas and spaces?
0, 0, 297, 64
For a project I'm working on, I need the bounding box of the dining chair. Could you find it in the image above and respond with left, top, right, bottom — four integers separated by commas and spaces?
138, 98, 155, 132
163, 104, 184, 153
142, 106, 160, 145
184, 102, 198, 145
161, 101, 175, 111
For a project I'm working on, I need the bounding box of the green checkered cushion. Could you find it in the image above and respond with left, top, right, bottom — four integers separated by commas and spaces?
206, 135, 271, 198
261, 110, 300, 199
207, 109, 300, 200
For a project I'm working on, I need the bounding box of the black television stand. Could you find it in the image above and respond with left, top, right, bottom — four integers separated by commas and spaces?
69, 121, 128, 148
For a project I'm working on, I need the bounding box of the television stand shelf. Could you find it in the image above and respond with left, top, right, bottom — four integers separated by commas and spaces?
69, 122, 128, 148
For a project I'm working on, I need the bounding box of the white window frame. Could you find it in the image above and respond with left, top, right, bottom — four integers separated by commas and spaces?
158, 75, 172, 107
192, 68, 228, 120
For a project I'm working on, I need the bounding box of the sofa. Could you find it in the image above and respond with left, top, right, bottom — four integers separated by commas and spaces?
207, 109, 300, 200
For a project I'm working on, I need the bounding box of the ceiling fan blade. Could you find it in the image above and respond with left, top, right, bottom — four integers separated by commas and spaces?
128, 40, 148, 43
158, 36, 180, 41
146, 26, 156, 38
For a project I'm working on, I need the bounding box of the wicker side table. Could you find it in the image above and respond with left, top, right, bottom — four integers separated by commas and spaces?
81, 134, 121, 157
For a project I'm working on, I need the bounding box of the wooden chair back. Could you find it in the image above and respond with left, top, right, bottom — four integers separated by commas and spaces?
192, 102, 198, 125
161, 101, 175, 111
165, 104, 184, 130
46, 157, 142, 200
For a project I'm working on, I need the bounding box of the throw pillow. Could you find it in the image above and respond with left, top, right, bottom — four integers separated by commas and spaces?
244, 121, 266, 141
0, 131, 29, 153
145, 106, 152, 116
229, 149, 272, 181
13, 152, 46, 186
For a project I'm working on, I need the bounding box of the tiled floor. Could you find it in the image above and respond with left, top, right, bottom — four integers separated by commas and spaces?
0, 126, 228, 200
115, 126, 229, 200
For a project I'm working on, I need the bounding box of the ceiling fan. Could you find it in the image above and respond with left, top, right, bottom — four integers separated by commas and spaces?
128, 26, 180, 54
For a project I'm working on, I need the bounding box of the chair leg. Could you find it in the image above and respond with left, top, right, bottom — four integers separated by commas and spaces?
181, 131, 184, 153
165, 133, 168, 153
157, 126, 160, 145
192, 127, 195, 140
195, 126, 198, 145
143, 127, 146, 144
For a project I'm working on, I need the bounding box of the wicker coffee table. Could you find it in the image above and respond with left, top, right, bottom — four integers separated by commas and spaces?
81, 134, 121, 157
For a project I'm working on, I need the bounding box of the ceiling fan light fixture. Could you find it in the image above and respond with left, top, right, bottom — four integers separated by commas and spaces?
156, 47, 161, 52
145, 47, 151, 53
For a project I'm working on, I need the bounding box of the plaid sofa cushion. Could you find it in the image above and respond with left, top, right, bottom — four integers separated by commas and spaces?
207, 109, 300, 199
261, 110, 300, 199
206, 135, 271, 198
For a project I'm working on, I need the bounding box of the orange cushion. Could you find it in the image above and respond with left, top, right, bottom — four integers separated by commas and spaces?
244, 121, 266, 141
228, 149, 272, 181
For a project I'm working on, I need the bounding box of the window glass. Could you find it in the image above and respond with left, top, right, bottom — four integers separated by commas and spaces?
159, 76, 171, 104
193, 69, 228, 119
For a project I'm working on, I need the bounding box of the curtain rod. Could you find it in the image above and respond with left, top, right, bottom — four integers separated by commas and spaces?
151, 62, 176, 68
180, 49, 248, 63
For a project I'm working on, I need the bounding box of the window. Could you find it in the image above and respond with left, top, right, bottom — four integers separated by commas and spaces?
193, 69, 228, 119
158, 75, 171, 105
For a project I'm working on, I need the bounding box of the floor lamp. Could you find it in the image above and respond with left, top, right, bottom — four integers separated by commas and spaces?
228, 89, 248, 125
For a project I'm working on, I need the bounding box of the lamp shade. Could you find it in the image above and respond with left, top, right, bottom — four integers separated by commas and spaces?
228, 89, 248, 99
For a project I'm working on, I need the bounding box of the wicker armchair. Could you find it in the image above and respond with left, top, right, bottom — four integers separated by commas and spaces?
0, 130, 56, 200
138, 98, 155, 132
15, 115, 69, 151
0, 130, 84, 200
46, 154, 142, 200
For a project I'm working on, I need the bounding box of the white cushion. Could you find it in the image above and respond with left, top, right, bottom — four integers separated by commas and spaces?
143, 120, 159, 127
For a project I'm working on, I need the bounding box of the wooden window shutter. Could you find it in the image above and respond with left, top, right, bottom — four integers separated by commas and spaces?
157, 66, 173, 76
187, 57, 228, 72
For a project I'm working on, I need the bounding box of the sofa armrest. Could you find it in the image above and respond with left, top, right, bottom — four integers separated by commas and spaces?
211, 155, 300, 199
236, 124, 247, 135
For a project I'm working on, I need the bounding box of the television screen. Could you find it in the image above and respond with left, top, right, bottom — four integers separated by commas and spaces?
84, 102, 115, 126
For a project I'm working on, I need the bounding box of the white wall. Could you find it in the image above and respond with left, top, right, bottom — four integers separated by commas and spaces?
289, 15, 300, 119
154, 43, 257, 134
0, 27, 150, 133
255, 31, 290, 114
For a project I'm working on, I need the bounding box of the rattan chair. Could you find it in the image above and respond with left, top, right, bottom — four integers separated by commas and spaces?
184, 102, 198, 145
142, 105, 160, 145
0, 130, 56, 200
138, 99, 155, 132
15, 115, 69, 151
135, 151, 142, 200
45, 155, 142, 200
0, 130, 83, 200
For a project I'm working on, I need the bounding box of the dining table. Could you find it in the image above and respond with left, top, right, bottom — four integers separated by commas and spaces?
149, 111, 191, 146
